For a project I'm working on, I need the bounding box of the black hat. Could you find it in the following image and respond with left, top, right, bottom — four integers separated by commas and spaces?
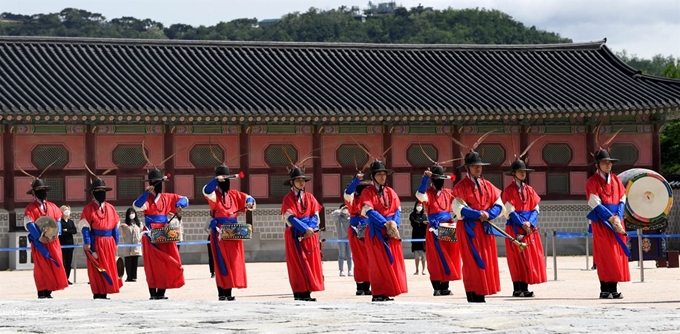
284, 167, 312, 186
368, 161, 393, 178
145, 169, 167, 182
430, 165, 452, 180
86, 178, 113, 192
458, 151, 490, 169
593, 149, 619, 164
27, 178, 52, 195
215, 165, 229, 176
505, 159, 535, 175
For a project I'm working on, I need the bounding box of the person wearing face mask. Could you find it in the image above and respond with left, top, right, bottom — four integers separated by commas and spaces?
203, 165, 256, 301
120, 207, 143, 282
343, 173, 373, 296
23, 178, 69, 299
451, 149, 504, 303
416, 165, 462, 296
133, 168, 189, 300
409, 202, 427, 276
58, 205, 77, 285
502, 157, 546, 298
79, 177, 123, 299
331, 203, 353, 277
281, 164, 324, 302
359, 160, 407, 302
586, 148, 629, 299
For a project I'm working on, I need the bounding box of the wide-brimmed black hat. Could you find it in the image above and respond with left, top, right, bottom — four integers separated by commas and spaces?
505, 159, 535, 175
145, 169, 167, 182
457, 151, 490, 169
368, 161, 394, 178
27, 178, 52, 195
430, 165, 452, 180
284, 167, 312, 185
86, 178, 113, 192
592, 149, 619, 165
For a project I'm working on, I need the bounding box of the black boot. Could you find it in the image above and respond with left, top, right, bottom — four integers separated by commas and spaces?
38, 290, 46, 299
156, 289, 168, 300
512, 282, 522, 297
293, 292, 301, 300
440, 282, 452, 296
472, 293, 486, 303
101, 294, 110, 300
218, 287, 226, 301
149, 288, 157, 300
431, 281, 441, 296
609, 282, 623, 299
45, 291, 53, 299
93, 294, 99, 299
363, 282, 372, 295
225, 288, 235, 301
356, 282, 364, 296
465, 292, 474, 302
599, 281, 610, 299
520, 282, 534, 297
301, 291, 316, 302
371, 295, 394, 302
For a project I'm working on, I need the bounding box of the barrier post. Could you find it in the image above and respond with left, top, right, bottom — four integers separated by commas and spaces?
552, 229, 557, 281
637, 228, 644, 282
584, 232, 590, 270
73, 247, 78, 284
544, 232, 548, 272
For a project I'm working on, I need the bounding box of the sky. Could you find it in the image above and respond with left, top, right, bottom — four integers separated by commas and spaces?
2, 0, 679, 59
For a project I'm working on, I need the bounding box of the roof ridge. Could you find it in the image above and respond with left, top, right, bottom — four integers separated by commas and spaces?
0, 35, 606, 51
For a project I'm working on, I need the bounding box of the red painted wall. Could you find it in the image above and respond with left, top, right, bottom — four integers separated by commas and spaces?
95, 134, 164, 169
174, 134, 240, 169
14, 134, 85, 170
391, 134, 454, 168
320, 134, 382, 168
249, 135, 312, 168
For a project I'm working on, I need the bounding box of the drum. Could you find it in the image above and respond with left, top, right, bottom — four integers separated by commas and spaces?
385, 221, 401, 240
150, 226, 181, 243
438, 225, 457, 242
356, 224, 368, 239
617, 168, 673, 230
35, 216, 59, 241
220, 224, 252, 240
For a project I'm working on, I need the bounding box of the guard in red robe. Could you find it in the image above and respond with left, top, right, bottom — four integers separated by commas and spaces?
502, 159, 546, 297
203, 165, 256, 301
79, 178, 123, 299
343, 174, 373, 296
281, 166, 324, 301
586, 149, 629, 299
24, 178, 69, 299
452, 151, 504, 303
415, 165, 462, 296
359, 161, 408, 302
133, 169, 189, 300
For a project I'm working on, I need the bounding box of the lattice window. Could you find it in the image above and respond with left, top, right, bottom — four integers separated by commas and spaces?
265, 145, 298, 167
195, 176, 214, 199
113, 145, 149, 168
542, 144, 572, 165
31, 145, 69, 169
270, 175, 293, 197
190, 145, 224, 168
117, 177, 144, 199
476, 144, 505, 165
547, 173, 570, 194
43, 178, 64, 201
609, 144, 638, 165
484, 174, 503, 191
337, 144, 369, 167
411, 173, 423, 196
407, 144, 438, 167
341, 175, 355, 193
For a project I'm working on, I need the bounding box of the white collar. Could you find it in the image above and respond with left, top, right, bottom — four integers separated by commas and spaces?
291, 187, 304, 195
597, 170, 611, 184
514, 179, 525, 188
466, 173, 481, 188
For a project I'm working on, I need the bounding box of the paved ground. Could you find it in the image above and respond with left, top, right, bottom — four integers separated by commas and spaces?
2, 256, 680, 333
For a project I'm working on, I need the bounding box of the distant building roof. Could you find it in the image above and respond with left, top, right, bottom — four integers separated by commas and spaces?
0, 36, 678, 119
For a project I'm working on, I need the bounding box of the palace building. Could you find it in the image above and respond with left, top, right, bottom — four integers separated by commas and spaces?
0, 36, 679, 268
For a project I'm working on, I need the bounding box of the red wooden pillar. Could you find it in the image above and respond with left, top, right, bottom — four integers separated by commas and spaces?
313, 125, 325, 230
586, 124, 596, 177
163, 125, 175, 193
240, 125, 252, 225
520, 124, 529, 183
652, 123, 661, 172
85, 125, 96, 203
452, 124, 462, 181
383, 126, 393, 185
3, 125, 16, 230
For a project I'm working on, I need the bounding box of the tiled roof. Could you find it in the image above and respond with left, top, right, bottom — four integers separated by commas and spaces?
0, 36, 679, 118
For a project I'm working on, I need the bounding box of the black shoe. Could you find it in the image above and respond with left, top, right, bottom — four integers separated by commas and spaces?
211, 273, 215, 278
293, 292, 301, 301
356, 290, 364, 296
512, 291, 522, 297
611, 292, 623, 299
68, 281, 73, 285
599, 292, 612, 299
130, 279, 137, 282
520, 291, 534, 297
371, 295, 394, 302
219, 296, 227, 301
226, 296, 236, 301
433, 290, 441, 296
45, 291, 53, 299
38, 290, 46, 299
440, 290, 452, 296
465, 292, 474, 302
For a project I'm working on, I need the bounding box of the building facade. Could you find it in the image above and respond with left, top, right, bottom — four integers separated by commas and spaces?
0, 36, 679, 269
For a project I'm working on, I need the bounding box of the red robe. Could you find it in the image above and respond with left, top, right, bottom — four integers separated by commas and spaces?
344, 193, 370, 283
205, 187, 251, 289
80, 201, 123, 294
586, 172, 630, 282
24, 200, 69, 292
419, 187, 462, 282
281, 190, 325, 293
136, 193, 186, 289
502, 182, 547, 285
452, 176, 503, 296
359, 185, 408, 297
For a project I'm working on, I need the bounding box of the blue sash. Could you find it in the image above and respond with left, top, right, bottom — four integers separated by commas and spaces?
427, 211, 453, 275
210, 217, 238, 276
587, 203, 630, 257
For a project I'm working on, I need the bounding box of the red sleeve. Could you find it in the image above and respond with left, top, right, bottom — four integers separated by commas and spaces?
359, 187, 375, 211
167, 193, 182, 209
233, 190, 248, 209
585, 177, 598, 200
280, 193, 294, 215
